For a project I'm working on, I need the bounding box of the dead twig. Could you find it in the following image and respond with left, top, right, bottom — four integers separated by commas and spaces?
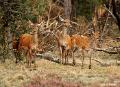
104, 4, 117, 23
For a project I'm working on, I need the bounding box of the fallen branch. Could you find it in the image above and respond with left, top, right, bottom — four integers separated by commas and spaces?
36, 52, 59, 63
92, 59, 112, 66
93, 47, 120, 54
92, 59, 104, 65
36, 52, 117, 67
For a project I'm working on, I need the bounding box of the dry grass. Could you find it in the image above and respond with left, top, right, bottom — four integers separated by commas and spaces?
0, 55, 120, 87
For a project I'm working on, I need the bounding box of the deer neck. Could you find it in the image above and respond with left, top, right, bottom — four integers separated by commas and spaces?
32, 26, 38, 46
63, 27, 68, 35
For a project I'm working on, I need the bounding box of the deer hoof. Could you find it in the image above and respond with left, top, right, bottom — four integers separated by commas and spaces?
64, 62, 67, 65
89, 65, 91, 69
73, 61, 76, 65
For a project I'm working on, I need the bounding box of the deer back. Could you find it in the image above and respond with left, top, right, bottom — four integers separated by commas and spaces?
71, 34, 89, 49
18, 34, 33, 50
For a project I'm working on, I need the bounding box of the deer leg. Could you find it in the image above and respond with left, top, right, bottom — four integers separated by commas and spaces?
26, 53, 29, 65
81, 49, 85, 69
32, 50, 36, 63
20, 49, 26, 64
66, 50, 69, 64
27, 49, 31, 68
29, 49, 33, 68
17, 51, 21, 63
62, 50, 65, 64
32, 50, 37, 68
26, 51, 29, 67
17, 49, 22, 63
72, 51, 75, 65
89, 56, 92, 69
89, 50, 93, 69
59, 47, 62, 64
14, 51, 19, 63
64, 50, 68, 65
64, 51, 66, 64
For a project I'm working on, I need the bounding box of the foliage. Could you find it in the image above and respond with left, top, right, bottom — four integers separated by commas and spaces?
76, 0, 104, 20
0, 0, 46, 36
0, 0, 46, 60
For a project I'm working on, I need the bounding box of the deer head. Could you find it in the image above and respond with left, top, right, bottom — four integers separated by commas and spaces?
59, 16, 72, 28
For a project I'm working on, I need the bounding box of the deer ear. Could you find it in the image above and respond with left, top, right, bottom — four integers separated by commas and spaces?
28, 20, 34, 26
56, 30, 62, 37
56, 30, 60, 35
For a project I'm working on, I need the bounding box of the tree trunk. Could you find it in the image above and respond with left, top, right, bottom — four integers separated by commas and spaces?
7, 27, 14, 57
111, 0, 120, 31
64, 0, 72, 19
1, 27, 13, 62
71, 0, 77, 20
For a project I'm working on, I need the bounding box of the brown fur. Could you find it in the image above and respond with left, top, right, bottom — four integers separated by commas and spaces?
18, 34, 35, 67
56, 18, 72, 64
71, 34, 92, 69
71, 35, 89, 50
13, 21, 40, 67
56, 30, 72, 64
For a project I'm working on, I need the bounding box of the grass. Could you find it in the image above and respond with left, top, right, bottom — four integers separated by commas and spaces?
0, 55, 120, 87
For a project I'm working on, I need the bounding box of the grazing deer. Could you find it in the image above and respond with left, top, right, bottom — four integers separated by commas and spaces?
14, 20, 40, 67
56, 18, 72, 64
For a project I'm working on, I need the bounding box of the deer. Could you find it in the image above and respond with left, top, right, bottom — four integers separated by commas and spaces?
55, 18, 72, 65
70, 29, 100, 69
55, 17, 94, 67
13, 20, 40, 67
55, 17, 99, 68
71, 34, 93, 69
56, 30, 72, 64
55, 17, 100, 68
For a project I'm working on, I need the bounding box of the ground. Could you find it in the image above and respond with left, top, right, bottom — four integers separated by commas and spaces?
0, 52, 120, 87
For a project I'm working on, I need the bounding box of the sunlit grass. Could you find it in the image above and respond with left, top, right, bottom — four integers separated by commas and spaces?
0, 58, 120, 87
